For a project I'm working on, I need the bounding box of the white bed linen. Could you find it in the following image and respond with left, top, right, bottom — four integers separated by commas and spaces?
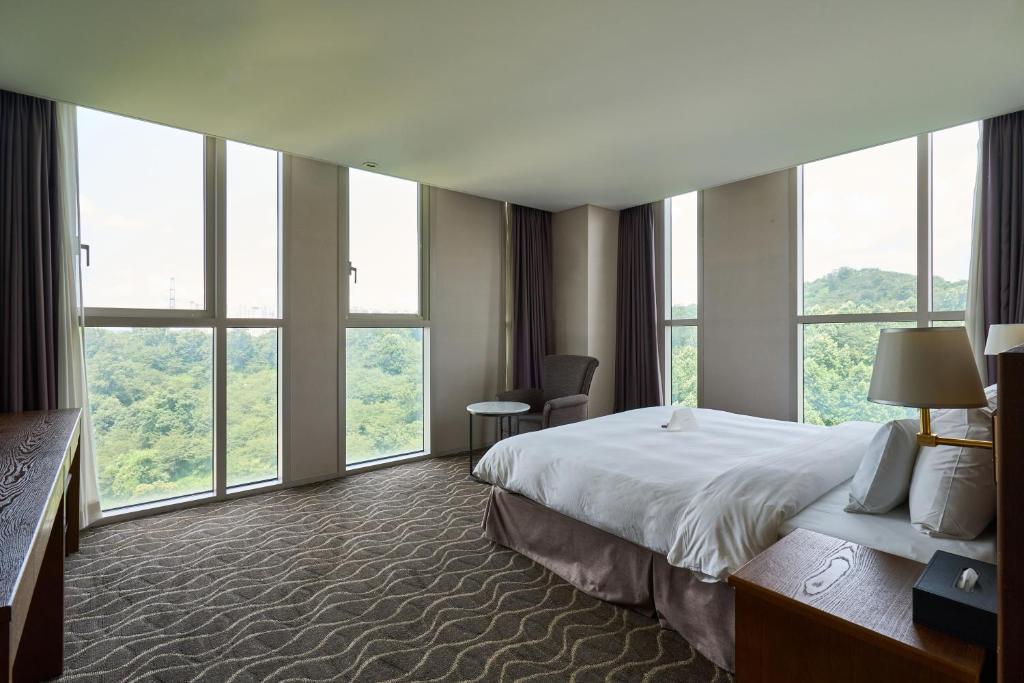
474, 406, 878, 581
780, 480, 995, 564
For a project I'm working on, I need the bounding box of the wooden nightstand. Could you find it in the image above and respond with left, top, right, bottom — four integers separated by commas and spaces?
729, 529, 986, 683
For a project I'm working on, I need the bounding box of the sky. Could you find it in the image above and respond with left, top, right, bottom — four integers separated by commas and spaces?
79, 108, 209, 311
80, 106, 975, 320
669, 121, 979, 311
78, 107, 419, 318
226, 141, 279, 317
670, 192, 699, 311
347, 168, 420, 315
802, 122, 978, 284
79, 109, 280, 317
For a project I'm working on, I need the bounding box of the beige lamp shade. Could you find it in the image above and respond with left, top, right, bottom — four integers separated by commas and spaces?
868, 327, 986, 409
984, 323, 1024, 355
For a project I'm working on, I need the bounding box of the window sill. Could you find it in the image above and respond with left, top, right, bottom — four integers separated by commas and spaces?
226, 478, 282, 495
93, 478, 283, 527
346, 450, 432, 473
98, 490, 218, 524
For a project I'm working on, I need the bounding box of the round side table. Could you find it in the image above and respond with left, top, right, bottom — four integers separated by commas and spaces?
466, 401, 530, 478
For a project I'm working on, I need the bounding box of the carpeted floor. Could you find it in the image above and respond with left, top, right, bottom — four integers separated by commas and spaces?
60, 456, 730, 682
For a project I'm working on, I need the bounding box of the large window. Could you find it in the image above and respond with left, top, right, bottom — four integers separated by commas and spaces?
799, 123, 978, 425
665, 192, 700, 406
79, 109, 282, 510
344, 169, 429, 466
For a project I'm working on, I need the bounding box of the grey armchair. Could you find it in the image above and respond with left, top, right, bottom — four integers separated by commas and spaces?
498, 354, 599, 432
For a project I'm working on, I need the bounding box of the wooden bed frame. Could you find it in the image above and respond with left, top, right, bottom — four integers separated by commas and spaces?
996, 347, 1022, 682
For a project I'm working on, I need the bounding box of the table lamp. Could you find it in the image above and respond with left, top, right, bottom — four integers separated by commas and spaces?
868, 327, 991, 449
983, 323, 1024, 355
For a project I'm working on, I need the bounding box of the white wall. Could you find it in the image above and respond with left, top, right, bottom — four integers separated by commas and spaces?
551, 204, 619, 418
429, 187, 505, 455
552, 206, 590, 356
700, 169, 797, 421
585, 206, 619, 417
283, 155, 341, 483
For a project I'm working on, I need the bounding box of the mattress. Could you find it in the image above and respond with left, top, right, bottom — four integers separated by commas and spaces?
780, 479, 996, 564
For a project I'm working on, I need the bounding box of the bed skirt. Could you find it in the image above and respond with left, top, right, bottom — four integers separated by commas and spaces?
482, 486, 735, 672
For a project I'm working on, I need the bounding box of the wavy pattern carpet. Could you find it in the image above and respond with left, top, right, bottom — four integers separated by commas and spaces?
60, 456, 730, 682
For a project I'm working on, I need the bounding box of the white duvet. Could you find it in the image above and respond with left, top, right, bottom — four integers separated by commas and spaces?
474, 406, 878, 581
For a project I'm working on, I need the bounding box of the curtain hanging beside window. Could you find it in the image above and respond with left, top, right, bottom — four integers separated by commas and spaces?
980, 110, 1024, 381
0, 89, 59, 412
509, 204, 554, 389
614, 202, 663, 411
55, 103, 103, 526
965, 122, 987, 383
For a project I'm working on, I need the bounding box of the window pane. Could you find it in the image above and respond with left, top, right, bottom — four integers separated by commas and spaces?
345, 328, 424, 463
802, 322, 915, 425
227, 328, 279, 486
802, 138, 918, 315
78, 108, 205, 310
932, 123, 978, 312
671, 192, 698, 319
227, 142, 280, 318
85, 327, 213, 509
670, 326, 698, 407
348, 169, 420, 314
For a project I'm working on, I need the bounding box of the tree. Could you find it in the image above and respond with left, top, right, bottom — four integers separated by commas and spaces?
84, 267, 964, 507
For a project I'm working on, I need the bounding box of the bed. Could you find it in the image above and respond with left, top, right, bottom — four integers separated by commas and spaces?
473, 406, 996, 672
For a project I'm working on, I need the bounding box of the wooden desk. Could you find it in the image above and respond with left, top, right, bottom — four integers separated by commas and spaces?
729, 529, 986, 683
0, 410, 81, 683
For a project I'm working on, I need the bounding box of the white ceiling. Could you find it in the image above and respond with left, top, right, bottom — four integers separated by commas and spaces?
1, 1, 1023, 211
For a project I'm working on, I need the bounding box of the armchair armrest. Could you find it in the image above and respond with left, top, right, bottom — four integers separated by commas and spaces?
496, 387, 544, 412
543, 394, 589, 429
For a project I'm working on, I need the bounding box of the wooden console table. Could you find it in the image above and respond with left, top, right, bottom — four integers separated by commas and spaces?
0, 410, 81, 682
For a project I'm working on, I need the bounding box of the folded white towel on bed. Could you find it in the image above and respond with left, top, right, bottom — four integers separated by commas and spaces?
664, 407, 698, 432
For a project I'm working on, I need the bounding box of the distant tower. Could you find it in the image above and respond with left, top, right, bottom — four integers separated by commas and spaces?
169, 277, 176, 309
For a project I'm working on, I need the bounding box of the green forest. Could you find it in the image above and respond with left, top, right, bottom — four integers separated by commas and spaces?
86, 327, 279, 509
85, 267, 964, 509
85, 325, 423, 509
668, 267, 967, 423
344, 328, 424, 462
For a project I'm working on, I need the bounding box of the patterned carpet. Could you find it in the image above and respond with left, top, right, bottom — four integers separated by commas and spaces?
60, 456, 730, 682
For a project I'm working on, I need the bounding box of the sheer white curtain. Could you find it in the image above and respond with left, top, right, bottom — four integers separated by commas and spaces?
56, 103, 102, 526
965, 121, 987, 384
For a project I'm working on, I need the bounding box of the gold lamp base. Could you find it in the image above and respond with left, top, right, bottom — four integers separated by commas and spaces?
916, 408, 993, 449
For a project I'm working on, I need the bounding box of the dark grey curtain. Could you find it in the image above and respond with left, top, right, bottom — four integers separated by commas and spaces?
510, 204, 554, 389
614, 203, 662, 412
982, 110, 1024, 379
0, 90, 60, 412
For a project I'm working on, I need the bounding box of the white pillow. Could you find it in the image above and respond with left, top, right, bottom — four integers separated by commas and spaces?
908, 399, 996, 539
845, 419, 920, 514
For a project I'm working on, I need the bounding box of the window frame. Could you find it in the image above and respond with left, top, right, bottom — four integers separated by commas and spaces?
338, 168, 432, 470
795, 132, 968, 423
82, 130, 286, 513
662, 193, 703, 407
